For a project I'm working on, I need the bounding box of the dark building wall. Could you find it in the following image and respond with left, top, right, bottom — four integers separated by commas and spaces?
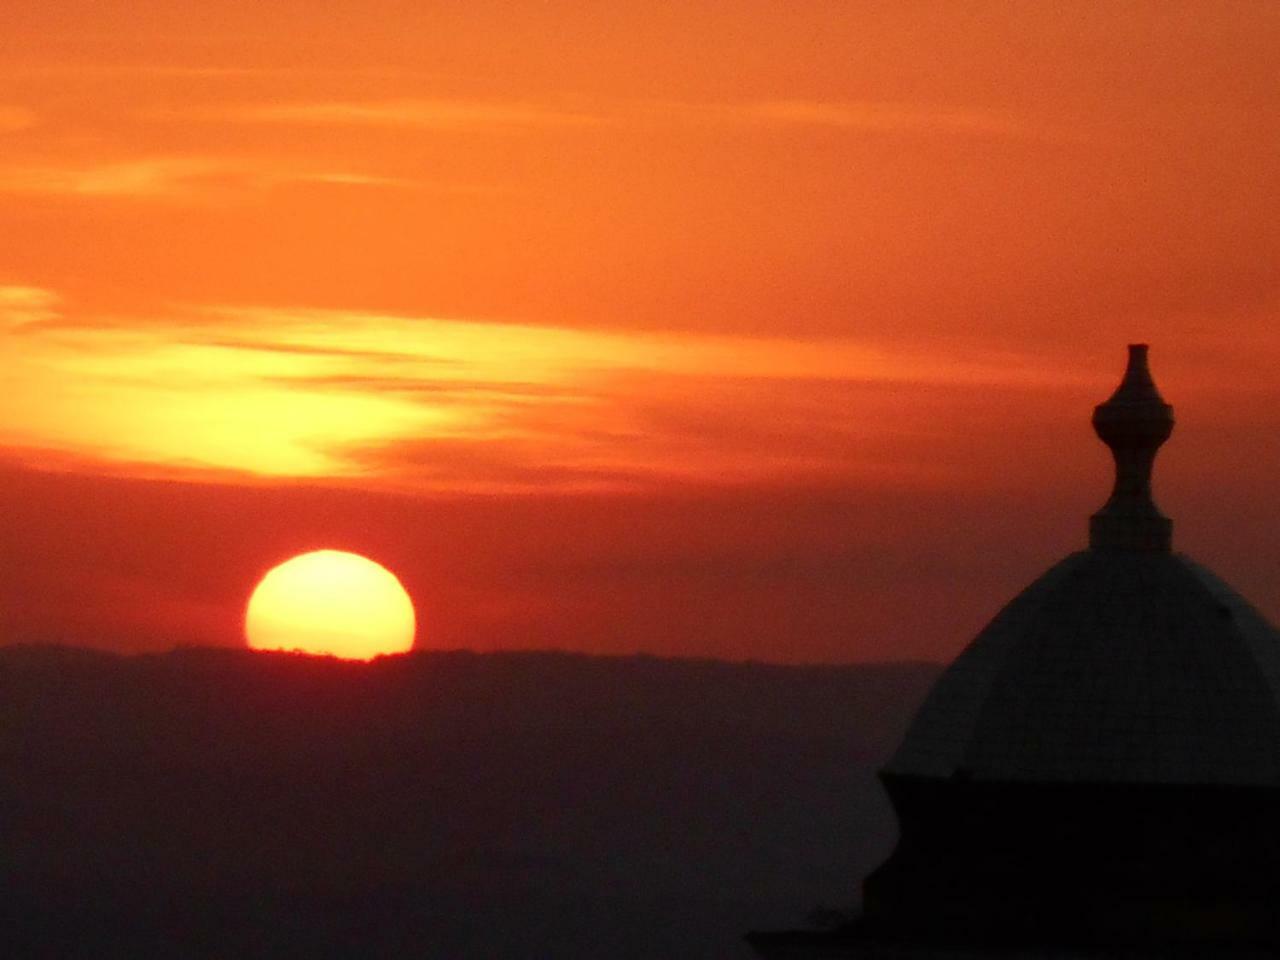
863, 774, 1280, 949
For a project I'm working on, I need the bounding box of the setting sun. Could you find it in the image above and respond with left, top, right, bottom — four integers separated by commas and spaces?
245, 550, 416, 660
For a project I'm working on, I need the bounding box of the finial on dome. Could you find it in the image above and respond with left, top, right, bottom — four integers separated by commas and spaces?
1089, 344, 1175, 551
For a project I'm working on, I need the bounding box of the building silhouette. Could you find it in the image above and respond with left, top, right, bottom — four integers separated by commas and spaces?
750, 345, 1280, 958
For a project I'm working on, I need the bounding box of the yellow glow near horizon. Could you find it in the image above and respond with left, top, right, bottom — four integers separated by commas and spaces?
245, 550, 416, 660
0, 290, 1086, 491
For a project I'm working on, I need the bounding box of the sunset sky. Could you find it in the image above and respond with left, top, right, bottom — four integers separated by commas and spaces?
3, 1, 1279, 662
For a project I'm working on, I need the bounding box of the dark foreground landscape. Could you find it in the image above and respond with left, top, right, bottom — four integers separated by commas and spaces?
0, 646, 935, 958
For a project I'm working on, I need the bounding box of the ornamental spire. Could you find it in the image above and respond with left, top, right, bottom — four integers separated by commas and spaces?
1089, 344, 1175, 551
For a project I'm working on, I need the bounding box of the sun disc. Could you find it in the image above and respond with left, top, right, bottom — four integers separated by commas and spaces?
245, 550, 415, 660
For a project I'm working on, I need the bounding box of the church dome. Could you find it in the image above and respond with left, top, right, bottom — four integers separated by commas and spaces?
887, 344, 1280, 786
750, 346, 1280, 955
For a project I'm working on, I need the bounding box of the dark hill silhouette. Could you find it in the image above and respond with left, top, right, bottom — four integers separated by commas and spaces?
0, 646, 936, 958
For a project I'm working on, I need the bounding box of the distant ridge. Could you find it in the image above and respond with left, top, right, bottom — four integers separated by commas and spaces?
0, 645, 937, 959
0, 640, 939, 671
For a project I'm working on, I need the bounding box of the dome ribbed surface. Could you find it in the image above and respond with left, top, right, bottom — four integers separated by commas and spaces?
887, 549, 1280, 785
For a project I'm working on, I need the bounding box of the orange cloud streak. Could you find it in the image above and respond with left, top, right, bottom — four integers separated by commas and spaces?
1, 288, 1093, 492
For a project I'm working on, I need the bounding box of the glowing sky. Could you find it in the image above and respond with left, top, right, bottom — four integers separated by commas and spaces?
3, 2, 1279, 661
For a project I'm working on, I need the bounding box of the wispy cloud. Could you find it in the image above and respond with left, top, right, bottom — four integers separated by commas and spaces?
0, 293, 1084, 493
0, 157, 415, 199
204, 95, 1027, 139
717, 99, 1023, 136
0, 158, 229, 198
616, 98, 1045, 141
0, 285, 60, 328
288, 171, 416, 188
220, 98, 605, 130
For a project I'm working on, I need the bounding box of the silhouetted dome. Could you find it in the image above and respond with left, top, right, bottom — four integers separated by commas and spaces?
750, 346, 1280, 958
887, 345, 1280, 786
887, 549, 1280, 784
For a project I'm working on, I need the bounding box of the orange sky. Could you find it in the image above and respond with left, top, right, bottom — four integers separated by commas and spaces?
2, 2, 1280, 662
